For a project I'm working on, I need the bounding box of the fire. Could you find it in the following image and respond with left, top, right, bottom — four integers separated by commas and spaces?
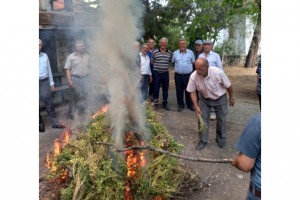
92, 104, 109, 119
124, 131, 146, 200
45, 128, 72, 179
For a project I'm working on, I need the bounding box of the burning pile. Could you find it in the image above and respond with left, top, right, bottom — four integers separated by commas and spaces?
41, 104, 198, 199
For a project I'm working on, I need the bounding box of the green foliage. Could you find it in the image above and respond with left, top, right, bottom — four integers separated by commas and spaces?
49, 104, 190, 199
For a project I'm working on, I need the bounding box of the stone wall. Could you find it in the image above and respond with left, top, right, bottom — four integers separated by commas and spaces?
222, 55, 260, 67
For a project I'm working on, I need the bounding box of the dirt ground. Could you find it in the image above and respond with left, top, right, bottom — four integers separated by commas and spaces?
39, 66, 259, 199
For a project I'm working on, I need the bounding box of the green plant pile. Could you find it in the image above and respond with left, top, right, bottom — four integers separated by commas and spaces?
50, 104, 194, 200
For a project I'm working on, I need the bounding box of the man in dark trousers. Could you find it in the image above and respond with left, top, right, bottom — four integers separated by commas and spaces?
172, 38, 195, 112
151, 37, 172, 110
39, 39, 65, 132
187, 58, 235, 150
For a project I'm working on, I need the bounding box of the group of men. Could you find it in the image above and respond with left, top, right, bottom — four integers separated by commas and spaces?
39, 39, 91, 132
138, 37, 234, 152
137, 38, 261, 200
40, 37, 261, 199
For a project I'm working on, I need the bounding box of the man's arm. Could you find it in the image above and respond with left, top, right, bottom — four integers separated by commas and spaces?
232, 152, 256, 173
65, 69, 73, 88
190, 91, 201, 116
226, 85, 235, 107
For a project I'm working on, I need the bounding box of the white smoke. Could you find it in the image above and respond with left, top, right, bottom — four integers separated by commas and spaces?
89, 0, 146, 147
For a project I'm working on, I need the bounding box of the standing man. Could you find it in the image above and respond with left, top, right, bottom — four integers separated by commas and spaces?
147, 39, 156, 100
172, 38, 195, 112
139, 43, 152, 101
199, 40, 223, 120
39, 39, 65, 132
256, 57, 261, 110
193, 39, 204, 104
64, 40, 91, 119
151, 38, 172, 110
232, 113, 261, 200
187, 58, 235, 150
193, 39, 204, 69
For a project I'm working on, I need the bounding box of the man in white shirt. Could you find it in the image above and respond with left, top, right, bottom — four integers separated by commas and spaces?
198, 40, 223, 120
139, 43, 152, 101
39, 39, 65, 132
187, 58, 235, 151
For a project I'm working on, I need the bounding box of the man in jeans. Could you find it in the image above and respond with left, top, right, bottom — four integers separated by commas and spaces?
232, 113, 261, 200
187, 58, 235, 150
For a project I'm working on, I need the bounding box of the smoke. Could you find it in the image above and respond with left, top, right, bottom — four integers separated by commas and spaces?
88, 0, 146, 147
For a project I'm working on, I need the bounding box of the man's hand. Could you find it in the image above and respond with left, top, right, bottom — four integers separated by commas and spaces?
229, 96, 235, 107
149, 76, 153, 83
50, 85, 56, 92
195, 105, 202, 116
68, 80, 74, 88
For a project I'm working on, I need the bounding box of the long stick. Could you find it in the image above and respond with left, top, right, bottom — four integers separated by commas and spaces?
96, 142, 233, 163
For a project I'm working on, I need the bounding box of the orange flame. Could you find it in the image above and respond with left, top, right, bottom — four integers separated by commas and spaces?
124, 131, 147, 200
92, 104, 109, 119
45, 128, 72, 181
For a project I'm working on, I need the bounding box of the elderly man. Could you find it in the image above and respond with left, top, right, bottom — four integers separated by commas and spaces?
172, 38, 195, 112
147, 39, 156, 100
199, 40, 223, 120
187, 58, 235, 150
64, 40, 91, 119
151, 38, 172, 110
39, 39, 65, 132
232, 113, 261, 199
193, 39, 204, 65
139, 43, 152, 101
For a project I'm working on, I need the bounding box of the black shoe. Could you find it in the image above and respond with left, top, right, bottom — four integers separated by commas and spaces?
188, 106, 195, 111
52, 123, 65, 129
178, 106, 183, 112
195, 141, 207, 151
39, 123, 45, 132
163, 104, 170, 111
215, 139, 226, 149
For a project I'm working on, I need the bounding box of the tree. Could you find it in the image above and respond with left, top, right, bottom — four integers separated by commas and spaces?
244, 0, 261, 68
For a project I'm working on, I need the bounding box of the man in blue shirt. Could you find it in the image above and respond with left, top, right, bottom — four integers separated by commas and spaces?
172, 38, 195, 111
39, 39, 65, 132
232, 113, 261, 199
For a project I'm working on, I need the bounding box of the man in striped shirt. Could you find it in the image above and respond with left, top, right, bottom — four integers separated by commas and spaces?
151, 38, 172, 110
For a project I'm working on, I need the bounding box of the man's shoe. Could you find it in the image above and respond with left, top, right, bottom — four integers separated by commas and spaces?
52, 123, 65, 129
39, 124, 45, 132
195, 141, 207, 151
163, 104, 170, 111
188, 106, 195, 111
210, 112, 216, 120
215, 139, 226, 149
178, 106, 183, 112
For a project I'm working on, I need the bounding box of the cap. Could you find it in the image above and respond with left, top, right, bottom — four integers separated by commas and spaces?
194, 39, 203, 45
203, 40, 213, 44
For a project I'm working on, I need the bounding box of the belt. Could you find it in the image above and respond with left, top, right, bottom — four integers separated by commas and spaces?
39, 77, 49, 82
249, 183, 261, 198
175, 72, 192, 75
71, 74, 88, 78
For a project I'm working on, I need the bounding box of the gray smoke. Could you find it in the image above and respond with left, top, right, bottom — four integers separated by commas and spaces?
88, 0, 146, 147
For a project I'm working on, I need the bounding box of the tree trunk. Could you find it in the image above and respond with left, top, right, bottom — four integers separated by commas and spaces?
244, 1, 261, 68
